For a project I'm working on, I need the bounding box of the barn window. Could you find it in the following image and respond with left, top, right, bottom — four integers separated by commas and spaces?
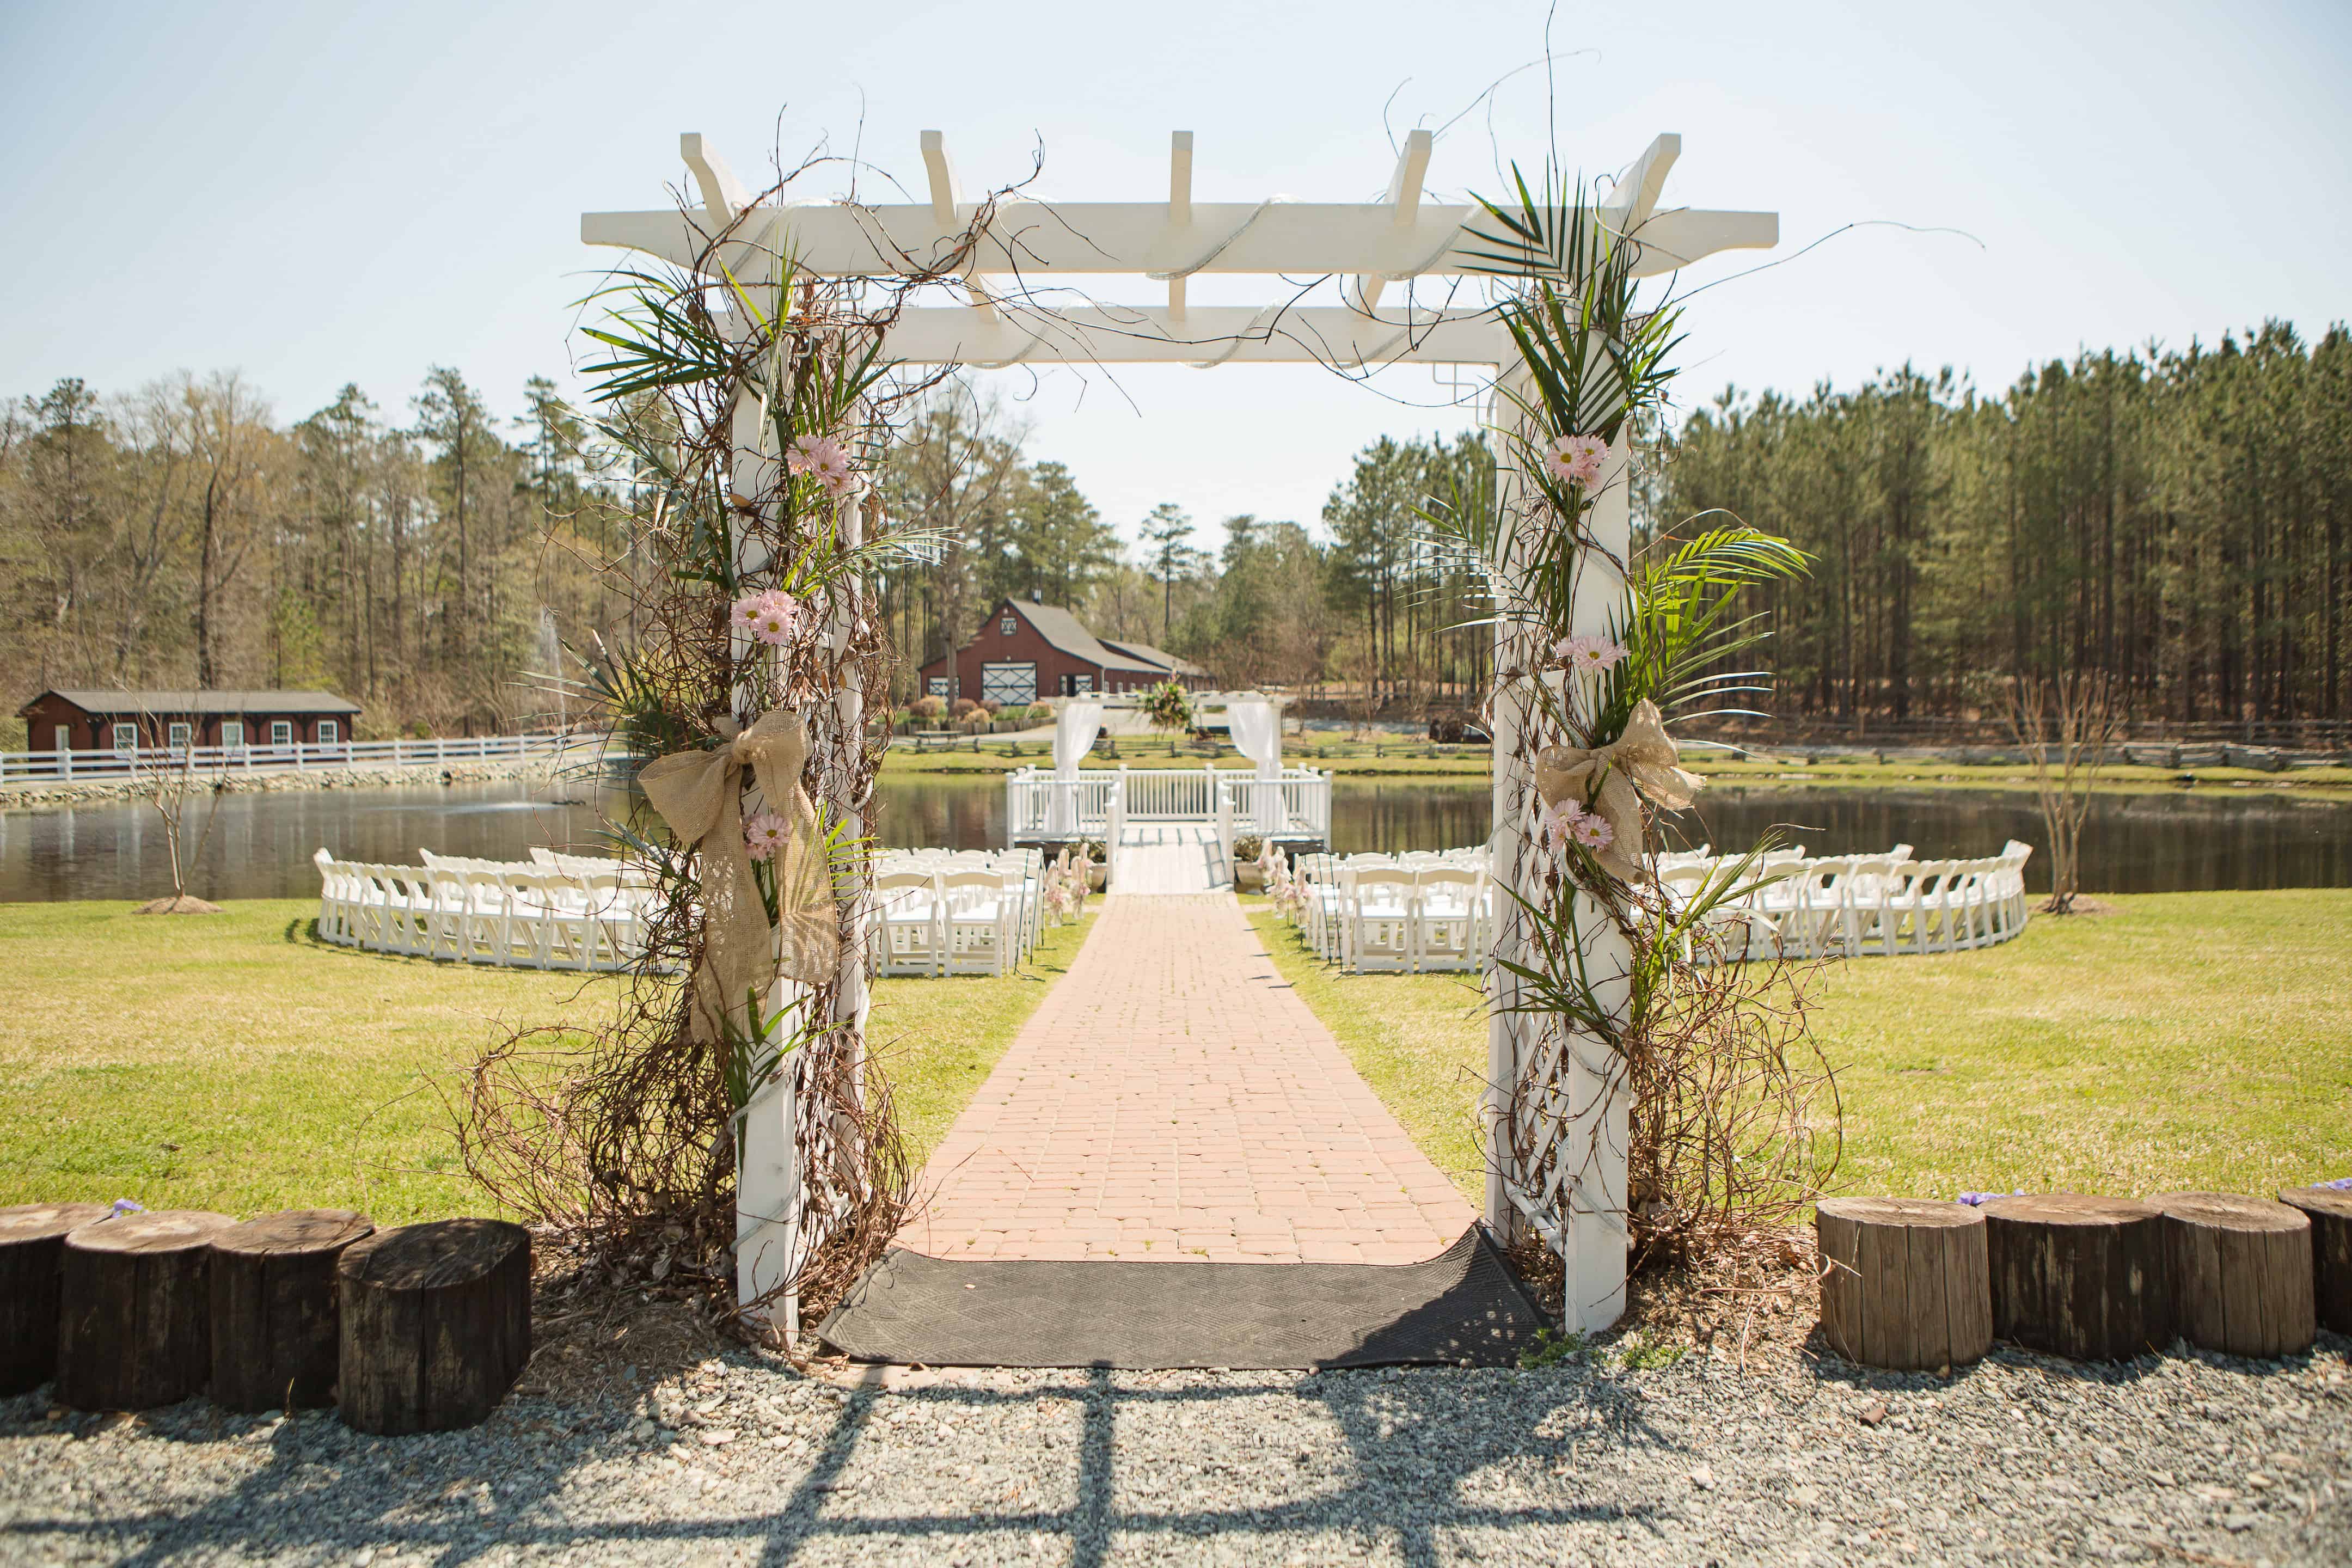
221, 721, 244, 750
271, 720, 293, 748
111, 724, 137, 754
167, 722, 192, 750
1000, 615, 1017, 637
318, 720, 340, 745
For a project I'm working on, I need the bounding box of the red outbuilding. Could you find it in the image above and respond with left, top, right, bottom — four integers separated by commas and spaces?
916, 598, 1210, 706
16, 689, 363, 752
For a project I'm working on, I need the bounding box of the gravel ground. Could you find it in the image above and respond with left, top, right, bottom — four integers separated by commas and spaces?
2, 1334, 2344, 1566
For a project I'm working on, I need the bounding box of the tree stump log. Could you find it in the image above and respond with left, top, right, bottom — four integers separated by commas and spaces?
209, 1209, 375, 1412
336, 1218, 530, 1435
2148, 1192, 2313, 1358
1983, 1194, 2170, 1362
1815, 1197, 1992, 1370
0, 1203, 109, 1394
2277, 1186, 2352, 1335
57, 1210, 235, 1410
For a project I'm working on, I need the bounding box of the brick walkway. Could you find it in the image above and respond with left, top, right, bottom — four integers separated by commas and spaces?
897, 894, 1478, 1265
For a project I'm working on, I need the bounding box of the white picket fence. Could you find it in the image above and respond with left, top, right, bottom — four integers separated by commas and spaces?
311, 847, 655, 971
4, 731, 591, 784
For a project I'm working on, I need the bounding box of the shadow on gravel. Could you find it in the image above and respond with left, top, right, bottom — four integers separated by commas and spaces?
3, 1362, 1679, 1567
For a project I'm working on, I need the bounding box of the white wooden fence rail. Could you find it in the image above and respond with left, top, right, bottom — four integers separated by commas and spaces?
5, 731, 591, 784
1002, 766, 1330, 840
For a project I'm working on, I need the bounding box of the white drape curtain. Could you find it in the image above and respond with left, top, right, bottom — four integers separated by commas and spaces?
1049, 700, 1105, 832
1226, 699, 1282, 834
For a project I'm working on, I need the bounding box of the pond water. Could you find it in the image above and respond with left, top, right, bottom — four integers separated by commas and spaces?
4, 775, 2349, 902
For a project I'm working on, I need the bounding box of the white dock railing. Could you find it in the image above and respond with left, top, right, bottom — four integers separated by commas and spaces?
1003, 765, 1329, 842
4, 731, 593, 785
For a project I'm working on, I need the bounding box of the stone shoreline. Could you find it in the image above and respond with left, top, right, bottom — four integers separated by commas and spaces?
0, 757, 564, 810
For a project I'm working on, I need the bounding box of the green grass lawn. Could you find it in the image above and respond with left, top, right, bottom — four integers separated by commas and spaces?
0, 900, 1095, 1223
1248, 889, 2352, 1205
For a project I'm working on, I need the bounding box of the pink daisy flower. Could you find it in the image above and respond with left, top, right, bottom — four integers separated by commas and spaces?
1542, 798, 1585, 855
1541, 433, 1608, 488
744, 810, 790, 861
1555, 633, 1628, 677
1569, 812, 1615, 853
788, 434, 857, 495
738, 588, 799, 647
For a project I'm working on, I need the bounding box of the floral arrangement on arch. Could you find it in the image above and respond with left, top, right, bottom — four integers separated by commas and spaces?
1414, 164, 1839, 1267
453, 150, 1004, 1328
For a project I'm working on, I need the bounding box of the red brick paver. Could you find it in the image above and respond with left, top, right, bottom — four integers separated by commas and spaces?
897, 894, 1478, 1265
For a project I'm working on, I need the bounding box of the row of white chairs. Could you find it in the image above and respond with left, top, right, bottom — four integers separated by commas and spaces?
1288, 849, 1496, 973
417, 847, 658, 885
871, 848, 1051, 978
1278, 838, 2035, 972
313, 849, 651, 971
1664, 842, 2033, 959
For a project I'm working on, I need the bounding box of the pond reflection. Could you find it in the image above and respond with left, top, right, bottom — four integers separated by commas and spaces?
4, 774, 2348, 902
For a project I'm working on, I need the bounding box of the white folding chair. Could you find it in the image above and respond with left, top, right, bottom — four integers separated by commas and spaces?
1413, 866, 1481, 971
1344, 868, 1416, 972
940, 868, 1012, 976
877, 869, 944, 977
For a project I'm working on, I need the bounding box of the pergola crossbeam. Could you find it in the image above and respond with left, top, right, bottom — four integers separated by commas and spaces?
1167, 131, 1195, 321
1346, 128, 1432, 315
877, 303, 1507, 367
584, 197, 1774, 285
922, 130, 999, 320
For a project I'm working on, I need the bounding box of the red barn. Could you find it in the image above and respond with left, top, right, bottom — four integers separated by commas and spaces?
915, 598, 1210, 706
16, 689, 363, 752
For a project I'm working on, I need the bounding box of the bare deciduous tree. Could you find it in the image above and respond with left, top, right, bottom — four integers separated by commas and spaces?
2002, 671, 2122, 913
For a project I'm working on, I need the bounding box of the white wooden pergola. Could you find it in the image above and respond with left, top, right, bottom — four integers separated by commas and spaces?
583, 128, 1776, 1335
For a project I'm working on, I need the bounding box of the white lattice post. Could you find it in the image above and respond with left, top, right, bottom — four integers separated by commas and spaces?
1483, 376, 1638, 1334
1484, 361, 1536, 1251
1560, 425, 1636, 1332
682, 131, 810, 1328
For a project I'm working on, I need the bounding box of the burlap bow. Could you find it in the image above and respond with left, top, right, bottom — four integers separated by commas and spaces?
638, 708, 837, 1044
1532, 699, 1702, 883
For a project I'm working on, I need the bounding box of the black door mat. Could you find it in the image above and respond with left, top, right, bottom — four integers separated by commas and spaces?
816, 1229, 1547, 1369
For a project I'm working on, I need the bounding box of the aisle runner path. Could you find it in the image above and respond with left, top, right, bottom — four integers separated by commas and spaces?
898, 894, 1477, 1265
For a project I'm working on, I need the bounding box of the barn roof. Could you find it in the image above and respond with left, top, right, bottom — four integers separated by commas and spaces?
23, 689, 363, 718
1100, 639, 1205, 678
1002, 602, 1167, 675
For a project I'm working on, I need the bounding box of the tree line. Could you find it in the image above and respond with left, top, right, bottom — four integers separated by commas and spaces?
10, 317, 2343, 742
1661, 321, 2352, 730
0, 369, 626, 739
873, 388, 1491, 711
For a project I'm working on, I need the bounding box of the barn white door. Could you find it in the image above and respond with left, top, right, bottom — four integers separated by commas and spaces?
981, 663, 1036, 706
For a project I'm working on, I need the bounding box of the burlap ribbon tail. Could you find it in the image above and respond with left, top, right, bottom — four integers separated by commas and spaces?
636, 708, 839, 1044
1531, 698, 1702, 884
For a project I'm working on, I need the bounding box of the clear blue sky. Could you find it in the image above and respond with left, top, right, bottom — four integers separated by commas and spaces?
4, 0, 2347, 543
